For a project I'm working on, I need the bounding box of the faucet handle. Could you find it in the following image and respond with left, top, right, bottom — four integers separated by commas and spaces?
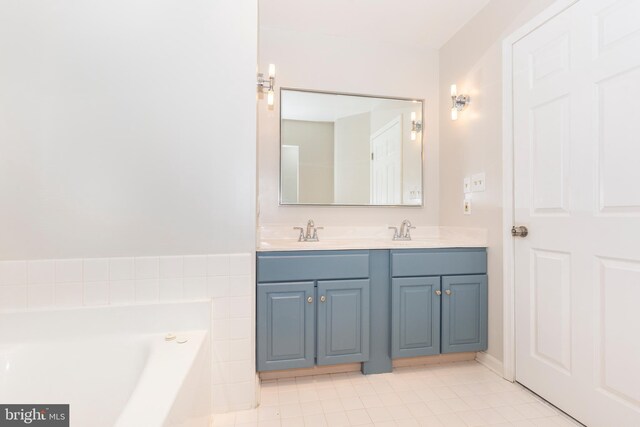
293, 226, 305, 242
311, 226, 323, 240
406, 225, 416, 237
388, 226, 399, 238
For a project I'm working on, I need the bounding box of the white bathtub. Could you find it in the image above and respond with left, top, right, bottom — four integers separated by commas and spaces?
0, 302, 211, 427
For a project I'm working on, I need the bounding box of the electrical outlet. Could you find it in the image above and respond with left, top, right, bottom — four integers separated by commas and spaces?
463, 177, 471, 193
464, 198, 471, 215
471, 173, 485, 192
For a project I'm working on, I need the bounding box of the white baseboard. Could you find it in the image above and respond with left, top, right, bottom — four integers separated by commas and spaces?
475, 351, 505, 377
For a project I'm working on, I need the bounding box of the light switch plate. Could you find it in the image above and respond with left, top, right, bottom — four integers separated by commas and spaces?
471, 173, 486, 192
464, 177, 471, 193
464, 198, 471, 215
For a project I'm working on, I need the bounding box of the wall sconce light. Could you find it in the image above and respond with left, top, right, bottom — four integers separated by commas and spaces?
450, 84, 470, 120
257, 64, 276, 106
410, 111, 422, 141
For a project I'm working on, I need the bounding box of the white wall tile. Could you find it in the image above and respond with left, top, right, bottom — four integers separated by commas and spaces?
184, 255, 207, 277
55, 259, 83, 283
83, 258, 109, 282
207, 254, 230, 277
55, 282, 83, 307
229, 254, 252, 276
27, 284, 54, 309
184, 277, 207, 299
226, 360, 254, 383
208, 276, 230, 298
229, 339, 252, 361
160, 256, 183, 278
212, 318, 231, 341
159, 278, 183, 300
110, 280, 135, 305
228, 317, 252, 340
0, 285, 27, 310
134, 257, 159, 279
109, 258, 134, 281
227, 382, 256, 409
27, 260, 54, 285
134, 279, 159, 302
0, 261, 27, 286
84, 282, 109, 306
212, 340, 232, 363
228, 296, 252, 318
229, 275, 252, 297
212, 298, 230, 319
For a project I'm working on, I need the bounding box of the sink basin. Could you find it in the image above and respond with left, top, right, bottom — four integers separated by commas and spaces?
257, 227, 487, 251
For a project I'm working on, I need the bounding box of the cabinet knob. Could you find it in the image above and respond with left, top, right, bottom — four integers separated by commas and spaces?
307, 296, 313, 304
435, 290, 442, 296
320, 295, 326, 303
445, 290, 452, 296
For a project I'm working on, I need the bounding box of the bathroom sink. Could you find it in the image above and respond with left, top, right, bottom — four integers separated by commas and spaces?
257, 226, 488, 251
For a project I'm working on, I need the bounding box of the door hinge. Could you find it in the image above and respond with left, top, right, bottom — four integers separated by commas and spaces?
371, 152, 374, 160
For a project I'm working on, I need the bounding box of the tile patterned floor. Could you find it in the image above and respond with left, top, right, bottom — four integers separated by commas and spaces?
211, 361, 581, 427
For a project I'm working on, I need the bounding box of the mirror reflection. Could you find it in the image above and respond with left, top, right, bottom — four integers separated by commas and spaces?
280, 89, 423, 206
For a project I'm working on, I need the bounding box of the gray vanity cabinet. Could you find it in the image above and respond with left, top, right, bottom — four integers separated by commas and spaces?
257, 248, 488, 373
391, 276, 441, 358
390, 248, 488, 358
441, 275, 488, 354
256, 282, 315, 371
317, 279, 370, 365
256, 250, 371, 372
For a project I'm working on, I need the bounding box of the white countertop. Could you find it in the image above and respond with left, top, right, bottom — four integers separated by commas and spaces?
257, 226, 488, 252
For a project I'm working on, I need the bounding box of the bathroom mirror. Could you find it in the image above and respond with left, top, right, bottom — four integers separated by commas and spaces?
280, 89, 423, 206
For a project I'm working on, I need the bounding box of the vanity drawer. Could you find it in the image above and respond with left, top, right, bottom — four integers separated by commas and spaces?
391, 248, 486, 277
257, 250, 370, 282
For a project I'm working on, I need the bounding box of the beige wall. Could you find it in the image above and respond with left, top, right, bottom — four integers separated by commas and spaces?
281, 120, 335, 204
334, 112, 371, 204
439, 0, 556, 363
258, 28, 439, 226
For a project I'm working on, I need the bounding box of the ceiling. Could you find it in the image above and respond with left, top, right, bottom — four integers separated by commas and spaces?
260, 0, 491, 49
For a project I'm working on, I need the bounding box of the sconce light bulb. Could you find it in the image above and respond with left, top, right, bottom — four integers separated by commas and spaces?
451, 108, 458, 121
450, 84, 457, 97
267, 90, 274, 106
411, 112, 416, 121
268, 64, 276, 78
411, 130, 417, 141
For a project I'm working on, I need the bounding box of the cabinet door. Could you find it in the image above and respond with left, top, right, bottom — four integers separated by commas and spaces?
257, 282, 315, 371
391, 276, 441, 358
441, 275, 488, 353
316, 279, 370, 365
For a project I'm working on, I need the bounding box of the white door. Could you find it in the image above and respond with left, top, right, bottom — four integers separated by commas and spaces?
370, 116, 402, 204
513, 1, 640, 426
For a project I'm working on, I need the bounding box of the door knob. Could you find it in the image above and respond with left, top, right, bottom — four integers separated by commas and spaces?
307, 296, 313, 304
435, 290, 442, 296
320, 295, 326, 303
511, 226, 528, 237
445, 289, 452, 296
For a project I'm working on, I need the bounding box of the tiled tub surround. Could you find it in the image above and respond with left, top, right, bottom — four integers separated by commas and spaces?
257, 226, 488, 251
0, 253, 256, 413
0, 254, 252, 311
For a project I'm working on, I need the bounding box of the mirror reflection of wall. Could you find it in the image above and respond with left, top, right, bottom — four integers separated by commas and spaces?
280, 90, 423, 206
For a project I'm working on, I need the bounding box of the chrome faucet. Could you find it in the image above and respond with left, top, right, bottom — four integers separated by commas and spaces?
389, 219, 416, 241
294, 219, 324, 242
